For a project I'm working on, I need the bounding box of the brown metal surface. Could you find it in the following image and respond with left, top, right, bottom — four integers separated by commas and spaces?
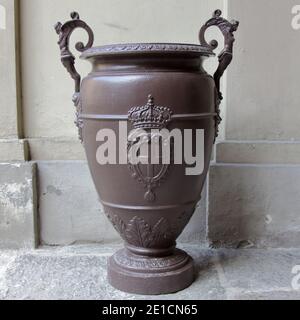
55, 10, 239, 295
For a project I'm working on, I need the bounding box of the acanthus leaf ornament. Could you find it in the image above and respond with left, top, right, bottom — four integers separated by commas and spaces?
104, 212, 187, 248
199, 9, 239, 140
151, 218, 173, 244
125, 217, 153, 248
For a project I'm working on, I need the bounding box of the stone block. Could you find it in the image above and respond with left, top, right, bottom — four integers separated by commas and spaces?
2, 245, 300, 300
216, 141, 300, 165
1, 245, 225, 300
0, 139, 28, 161
208, 164, 300, 248
0, 162, 37, 248
216, 249, 300, 299
38, 162, 119, 245
28, 138, 85, 161
179, 183, 207, 244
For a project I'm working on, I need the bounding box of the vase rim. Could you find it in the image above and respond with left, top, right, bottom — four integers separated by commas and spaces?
80, 42, 215, 59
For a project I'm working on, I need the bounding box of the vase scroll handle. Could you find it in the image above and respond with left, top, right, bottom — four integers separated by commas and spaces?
199, 9, 239, 101
199, 9, 239, 140
54, 12, 94, 142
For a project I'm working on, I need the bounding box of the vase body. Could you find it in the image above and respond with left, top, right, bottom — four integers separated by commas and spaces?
54, 9, 239, 295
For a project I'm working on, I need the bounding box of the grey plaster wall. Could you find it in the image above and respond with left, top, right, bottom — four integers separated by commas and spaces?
20, 0, 222, 140
226, 0, 300, 141
0, 0, 21, 139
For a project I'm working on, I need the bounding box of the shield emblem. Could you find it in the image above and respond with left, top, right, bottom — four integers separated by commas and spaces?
128, 95, 173, 202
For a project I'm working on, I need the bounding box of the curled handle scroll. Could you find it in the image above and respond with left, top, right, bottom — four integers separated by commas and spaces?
199, 9, 239, 140
199, 9, 239, 101
54, 12, 94, 142
55, 12, 94, 94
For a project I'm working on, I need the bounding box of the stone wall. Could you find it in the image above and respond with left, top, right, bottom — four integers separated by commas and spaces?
1, 0, 299, 249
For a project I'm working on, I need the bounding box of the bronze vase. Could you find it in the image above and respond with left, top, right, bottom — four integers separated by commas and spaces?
55, 10, 239, 295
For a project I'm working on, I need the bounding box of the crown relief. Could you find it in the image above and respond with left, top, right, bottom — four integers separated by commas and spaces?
128, 95, 173, 130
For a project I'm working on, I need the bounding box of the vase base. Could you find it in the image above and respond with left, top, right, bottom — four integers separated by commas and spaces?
107, 248, 195, 295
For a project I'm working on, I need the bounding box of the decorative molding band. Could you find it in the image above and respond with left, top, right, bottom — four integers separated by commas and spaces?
79, 112, 217, 121
101, 200, 196, 211
172, 113, 217, 120
81, 43, 214, 59
3, 139, 300, 164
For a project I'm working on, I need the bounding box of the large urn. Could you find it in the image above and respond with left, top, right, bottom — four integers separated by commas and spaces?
55, 10, 239, 295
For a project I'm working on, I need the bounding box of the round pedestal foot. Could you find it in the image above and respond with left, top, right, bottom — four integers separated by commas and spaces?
107, 248, 195, 295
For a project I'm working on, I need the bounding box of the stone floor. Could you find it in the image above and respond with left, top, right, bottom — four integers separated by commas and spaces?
0, 243, 300, 300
